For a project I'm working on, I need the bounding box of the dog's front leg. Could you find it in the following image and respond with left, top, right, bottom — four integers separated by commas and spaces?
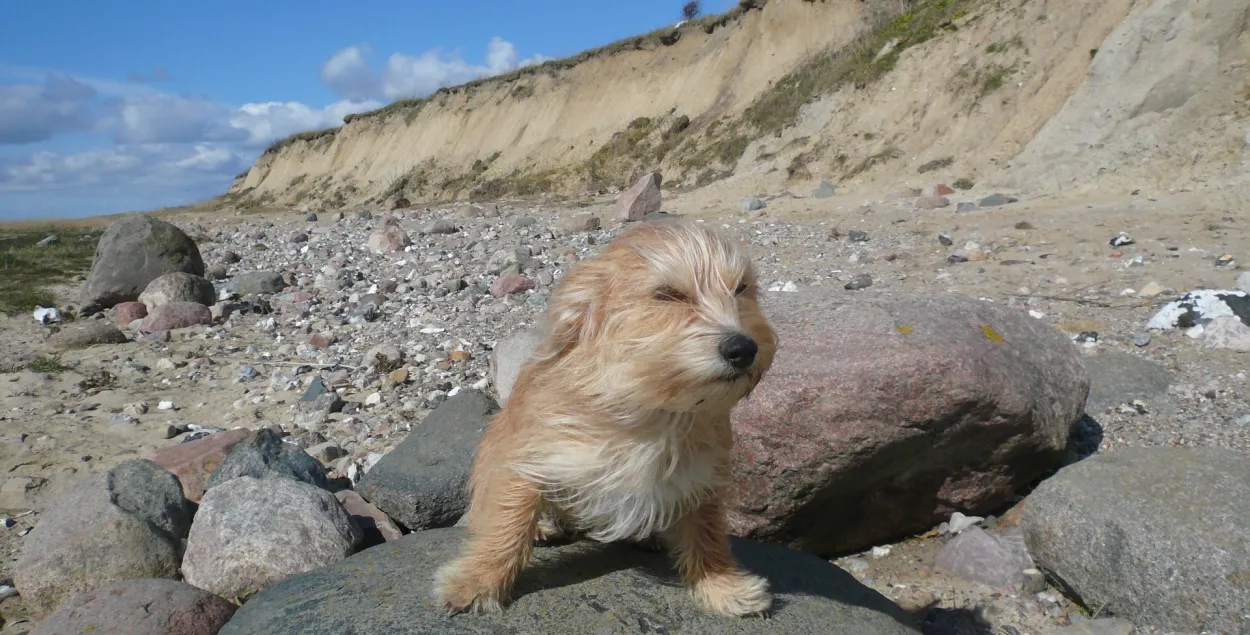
664, 498, 772, 617
434, 470, 542, 615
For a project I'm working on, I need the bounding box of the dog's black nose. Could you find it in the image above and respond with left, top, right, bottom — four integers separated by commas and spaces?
718, 333, 758, 370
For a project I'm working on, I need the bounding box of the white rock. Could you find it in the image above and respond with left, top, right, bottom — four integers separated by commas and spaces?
948, 511, 983, 534
871, 546, 891, 558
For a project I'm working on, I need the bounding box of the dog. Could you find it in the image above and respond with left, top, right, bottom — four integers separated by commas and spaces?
433, 218, 778, 617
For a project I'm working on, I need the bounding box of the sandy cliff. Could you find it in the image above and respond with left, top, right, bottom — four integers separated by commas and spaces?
228, 0, 1250, 210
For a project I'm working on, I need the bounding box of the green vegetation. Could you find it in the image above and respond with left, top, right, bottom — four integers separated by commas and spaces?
979, 64, 1011, 95
263, 126, 339, 155
918, 156, 954, 173
953, 177, 975, 190
985, 35, 1023, 53
0, 354, 72, 375
743, 0, 974, 136
0, 227, 99, 315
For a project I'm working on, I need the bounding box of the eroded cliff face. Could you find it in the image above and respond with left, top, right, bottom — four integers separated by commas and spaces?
228, 0, 1250, 210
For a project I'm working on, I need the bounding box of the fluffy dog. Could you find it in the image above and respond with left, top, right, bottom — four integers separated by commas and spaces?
434, 218, 777, 617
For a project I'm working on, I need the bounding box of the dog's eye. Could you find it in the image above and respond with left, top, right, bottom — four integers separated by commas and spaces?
654, 286, 688, 302
734, 282, 749, 296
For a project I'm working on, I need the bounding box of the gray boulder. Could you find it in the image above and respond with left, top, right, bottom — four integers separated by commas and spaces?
138, 272, 215, 310
80, 215, 206, 310
357, 389, 499, 530
1082, 350, 1174, 415
217, 527, 920, 635
490, 327, 544, 402
14, 460, 191, 618
225, 270, 288, 296
1022, 447, 1250, 633
30, 578, 237, 635
205, 428, 329, 492
181, 476, 362, 600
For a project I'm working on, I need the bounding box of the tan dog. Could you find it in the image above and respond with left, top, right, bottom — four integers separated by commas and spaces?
434, 218, 777, 617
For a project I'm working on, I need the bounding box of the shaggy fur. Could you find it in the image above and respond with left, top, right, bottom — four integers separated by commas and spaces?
433, 218, 778, 617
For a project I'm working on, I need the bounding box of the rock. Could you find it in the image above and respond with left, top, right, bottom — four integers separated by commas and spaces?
114, 301, 148, 326
1238, 271, 1250, 294
30, 578, 238, 635
1055, 619, 1135, 635
844, 274, 873, 290
48, 322, 128, 350
424, 219, 459, 235
105, 458, 195, 546
205, 428, 329, 493
490, 327, 544, 402
955, 202, 978, 213
335, 490, 404, 547
915, 195, 950, 210
357, 389, 500, 530
14, 463, 189, 618
932, 183, 954, 196
217, 527, 918, 635
80, 215, 206, 310
727, 290, 1088, 556
938, 233, 953, 246
615, 172, 662, 222
181, 476, 362, 600
933, 526, 1033, 588
138, 272, 215, 310
140, 301, 213, 331
978, 194, 1018, 206
1082, 350, 1173, 415
848, 230, 869, 242
366, 226, 412, 254
37, 234, 59, 247
1109, 232, 1134, 247
1024, 447, 1250, 634
1137, 281, 1166, 297
557, 214, 601, 232
812, 180, 838, 198
490, 273, 533, 297
149, 428, 252, 502
1202, 315, 1250, 351
742, 196, 766, 212
226, 271, 287, 296
308, 441, 347, 464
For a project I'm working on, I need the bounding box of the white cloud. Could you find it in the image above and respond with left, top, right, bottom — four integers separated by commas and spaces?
229, 99, 382, 146
0, 74, 100, 144
320, 37, 550, 102
320, 45, 381, 102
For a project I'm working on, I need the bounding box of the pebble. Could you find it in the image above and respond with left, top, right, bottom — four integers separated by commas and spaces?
845, 274, 873, 290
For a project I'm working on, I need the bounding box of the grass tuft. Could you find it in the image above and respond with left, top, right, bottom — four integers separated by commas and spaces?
0, 227, 99, 315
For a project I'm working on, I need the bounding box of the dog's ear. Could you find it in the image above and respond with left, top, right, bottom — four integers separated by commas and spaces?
534, 263, 602, 361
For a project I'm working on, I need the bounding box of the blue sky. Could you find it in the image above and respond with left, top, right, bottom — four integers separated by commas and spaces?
0, 0, 735, 221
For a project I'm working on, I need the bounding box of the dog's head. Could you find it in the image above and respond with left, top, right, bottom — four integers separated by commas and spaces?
534, 219, 776, 412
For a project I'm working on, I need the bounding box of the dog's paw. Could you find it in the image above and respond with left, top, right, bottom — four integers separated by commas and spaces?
433, 561, 505, 616
691, 571, 772, 617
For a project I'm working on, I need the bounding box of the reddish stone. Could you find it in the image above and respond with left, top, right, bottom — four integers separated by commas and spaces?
450, 350, 474, 362
725, 289, 1088, 557
140, 302, 212, 332
366, 226, 411, 254
614, 172, 662, 222
114, 302, 147, 326
335, 490, 403, 544
307, 333, 333, 348
149, 428, 250, 502
30, 578, 236, 635
490, 273, 534, 298
916, 195, 951, 210
933, 184, 955, 196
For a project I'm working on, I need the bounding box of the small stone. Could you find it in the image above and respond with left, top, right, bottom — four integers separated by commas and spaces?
490, 273, 534, 297
114, 301, 148, 326
742, 196, 766, 212
938, 233, 953, 246
845, 274, 873, 290
1137, 281, 1165, 297
1021, 568, 1048, 594
1131, 333, 1151, 347
932, 184, 954, 196
978, 193, 1019, 207
955, 202, 978, 213
848, 230, 869, 242
1109, 232, 1134, 247
812, 181, 837, 198
1055, 618, 1136, 635
948, 511, 984, 534
916, 196, 950, 210
387, 368, 409, 385
449, 350, 473, 362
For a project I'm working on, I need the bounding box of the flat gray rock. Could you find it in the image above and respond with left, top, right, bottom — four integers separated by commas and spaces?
357, 389, 499, 530
1023, 447, 1250, 633
1081, 351, 1173, 415
205, 428, 328, 492
490, 327, 543, 403
31, 578, 237, 635
47, 322, 129, 350
219, 527, 920, 635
